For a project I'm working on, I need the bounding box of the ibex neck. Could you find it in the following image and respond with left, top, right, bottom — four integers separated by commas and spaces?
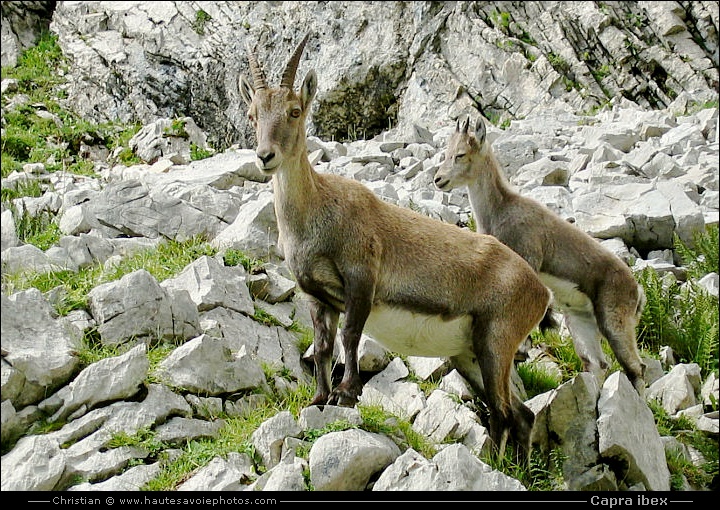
272, 152, 319, 226
467, 151, 514, 234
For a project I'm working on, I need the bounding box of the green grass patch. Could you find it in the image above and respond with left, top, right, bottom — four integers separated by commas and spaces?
17, 213, 62, 250
675, 224, 719, 280
108, 427, 169, 457
484, 446, 566, 490
358, 403, 437, 459
1, 31, 144, 185
223, 249, 264, 272
141, 380, 316, 490
190, 142, 214, 161
74, 331, 121, 367
99, 237, 217, 284
686, 98, 719, 115
547, 52, 571, 74
193, 9, 212, 36
1, 238, 220, 316
649, 400, 718, 489
251, 306, 286, 328
517, 362, 562, 398
532, 329, 583, 377
637, 266, 719, 376
289, 323, 314, 355
1, 31, 66, 100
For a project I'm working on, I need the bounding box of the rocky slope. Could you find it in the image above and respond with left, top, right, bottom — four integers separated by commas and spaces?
2, 94, 718, 491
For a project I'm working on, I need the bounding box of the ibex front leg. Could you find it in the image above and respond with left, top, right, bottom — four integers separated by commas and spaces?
309, 299, 339, 406
329, 277, 374, 407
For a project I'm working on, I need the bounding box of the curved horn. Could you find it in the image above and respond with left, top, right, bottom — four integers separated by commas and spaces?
280, 33, 310, 89
475, 116, 486, 143
246, 41, 268, 90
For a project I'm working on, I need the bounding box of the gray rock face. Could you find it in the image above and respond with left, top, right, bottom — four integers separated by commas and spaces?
85, 180, 229, 241
161, 255, 255, 315
1, 289, 82, 408
598, 372, 672, 491
87, 269, 200, 346
45, 343, 150, 423
372, 443, 526, 491
0, 1, 55, 67
155, 334, 267, 396
46, 2, 719, 148
0, 434, 65, 491
176, 452, 255, 491
309, 428, 402, 491
528, 372, 601, 490
1, 209, 20, 252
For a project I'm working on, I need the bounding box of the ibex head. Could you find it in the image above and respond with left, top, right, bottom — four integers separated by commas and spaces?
240, 33, 317, 174
434, 115, 488, 191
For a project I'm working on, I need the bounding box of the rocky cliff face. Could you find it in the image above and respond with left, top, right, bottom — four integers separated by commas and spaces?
3, 1, 717, 149
0, 1, 56, 67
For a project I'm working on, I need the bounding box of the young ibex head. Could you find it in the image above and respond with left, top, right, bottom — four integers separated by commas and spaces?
435, 115, 489, 191
239, 33, 317, 174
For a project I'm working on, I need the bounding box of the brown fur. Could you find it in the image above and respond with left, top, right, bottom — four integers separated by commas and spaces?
240, 35, 552, 459
435, 116, 647, 395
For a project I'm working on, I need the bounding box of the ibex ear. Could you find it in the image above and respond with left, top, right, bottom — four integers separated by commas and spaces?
239, 76, 255, 107
300, 69, 317, 111
474, 116, 486, 145
460, 116, 470, 134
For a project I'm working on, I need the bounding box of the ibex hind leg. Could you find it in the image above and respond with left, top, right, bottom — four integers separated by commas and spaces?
449, 353, 524, 424
449, 352, 507, 452
564, 309, 610, 385
449, 353, 490, 420
474, 327, 533, 462
510, 396, 535, 464
596, 304, 647, 396
477, 354, 512, 457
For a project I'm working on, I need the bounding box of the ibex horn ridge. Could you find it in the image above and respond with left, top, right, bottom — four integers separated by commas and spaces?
280, 32, 311, 90
245, 41, 268, 90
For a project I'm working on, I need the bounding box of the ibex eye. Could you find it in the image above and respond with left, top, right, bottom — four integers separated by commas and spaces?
455, 153, 466, 161
290, 109, 301, 118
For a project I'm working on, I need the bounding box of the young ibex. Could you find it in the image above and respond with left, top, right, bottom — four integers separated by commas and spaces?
434, 116, 647, 395
239, 33, 552, 459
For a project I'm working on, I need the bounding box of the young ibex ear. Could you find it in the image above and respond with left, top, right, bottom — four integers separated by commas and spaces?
474, 116, 486, 145
300, 69, 317, 111
239, 76, 255, 107
460, 115, 470, 134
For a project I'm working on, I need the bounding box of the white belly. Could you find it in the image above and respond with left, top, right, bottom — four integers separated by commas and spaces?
539, 273, 593, 313
363, 305, 472, 357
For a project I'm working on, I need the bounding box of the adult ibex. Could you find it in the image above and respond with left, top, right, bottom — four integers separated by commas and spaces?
239, 33, 551, 459
434, 116, 647, 395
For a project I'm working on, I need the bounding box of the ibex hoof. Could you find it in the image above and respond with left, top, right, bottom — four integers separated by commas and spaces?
631, 377, 646, 398
309, 394, 329, 407
327, 390, 359, 408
